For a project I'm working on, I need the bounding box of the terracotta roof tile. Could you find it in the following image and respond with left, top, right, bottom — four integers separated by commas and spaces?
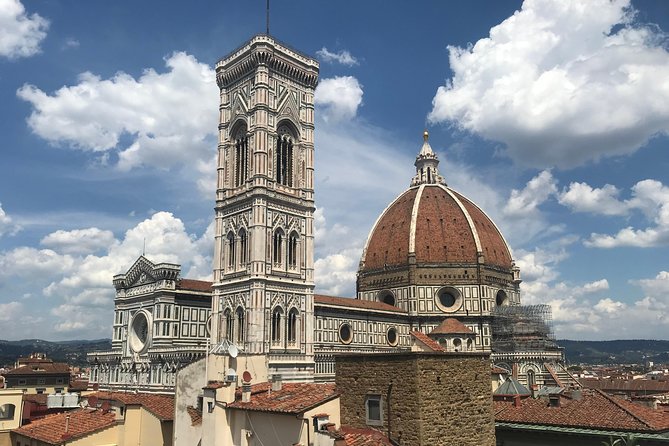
315, 295, 404, 313
177, 279, 213, 292
430, 318, 474, 335
88, 391, 174, 421
13, 408, 117, 445
410, 330, 446, 352
495, 390, 669, 433
227, 382, 338, 414
5, 363, 70, 375
186, 405, 202, 426
23, 393, 48, 405
338, 426, 393, 446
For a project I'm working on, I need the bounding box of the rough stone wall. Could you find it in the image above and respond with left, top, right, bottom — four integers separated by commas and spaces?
335, 352, 494, 446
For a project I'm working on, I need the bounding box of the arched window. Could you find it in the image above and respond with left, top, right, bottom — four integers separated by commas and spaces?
453, 338, 462, 352
496, 290, 509, 307
275, 125, 294, 187
236, 307, 245, 344
239, 228, 247, 266
288, 231, 298, 269
223, 309, 233, 340
527, 369, 536, 387
271, 307, 283, 344
273, 229, 284, 265
466, 338, 473, 351
227, 232, 236, 269
287, 308, 299, 344
234, 125, 248, 187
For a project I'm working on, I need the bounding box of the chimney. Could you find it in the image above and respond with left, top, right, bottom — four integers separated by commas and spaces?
271, 374, 282, 392
242, 382, 252, 403
513, 395, 521, 408
64, 413, 70, 434
530, 384, 538, 399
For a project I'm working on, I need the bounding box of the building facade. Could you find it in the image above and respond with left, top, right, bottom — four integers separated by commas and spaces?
88, 257, 212, 393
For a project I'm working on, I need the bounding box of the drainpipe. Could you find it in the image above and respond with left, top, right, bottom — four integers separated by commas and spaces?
387, 382, 393, 442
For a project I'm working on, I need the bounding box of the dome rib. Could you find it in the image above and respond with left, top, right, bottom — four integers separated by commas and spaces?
439, 184, 483, 254
408, 184, 425, 254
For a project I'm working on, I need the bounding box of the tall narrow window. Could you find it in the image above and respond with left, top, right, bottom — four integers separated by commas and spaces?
527, 369, 536, 387
239, 228, 247, 267
288, 231, 298, 269
224, 309, 233, 340
273, 229, 284, 265
236, 307, 245, 344
234, 126, 248, 187
275, 125, 294, 187
288, 308, 298, 344
227, 232, 235, 269
271, 307, 283, 343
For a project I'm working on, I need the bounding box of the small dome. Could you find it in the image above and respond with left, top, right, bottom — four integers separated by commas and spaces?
359, 132, 512, 273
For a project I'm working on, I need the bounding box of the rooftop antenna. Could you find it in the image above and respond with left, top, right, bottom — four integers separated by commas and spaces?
266, 0, 270, 35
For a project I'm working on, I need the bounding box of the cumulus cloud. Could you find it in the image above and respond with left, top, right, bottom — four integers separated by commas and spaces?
16, 52, 218, 170
315, 76, 363, 122
579, 179, 669, 247
316, 47, 358, 66
559, 182, 628, 216
0, 212, 213, 339
0, 0, 48, 59
41, 228, 116, 255
504, 170, 557, 216
0, 203, 21, 237
0, 302, 23, 322
428, 0, 669, 168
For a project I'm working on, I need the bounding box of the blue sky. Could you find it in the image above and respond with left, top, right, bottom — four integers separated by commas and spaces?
1, 0, 669, 341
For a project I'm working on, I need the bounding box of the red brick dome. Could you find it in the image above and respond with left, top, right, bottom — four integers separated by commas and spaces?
360, 183, 513, 272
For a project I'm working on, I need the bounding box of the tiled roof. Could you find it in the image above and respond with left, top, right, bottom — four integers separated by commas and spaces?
88, 391, 174, 421
177, 279, 213, 292
581, 378, 669, 394
338, 426, 393, 445
186, 405, 202, 426
430, 318, 474, 335
69, 379, 89, 391
5, 363, 70, 375
410, 330, 446, 352
227, 382, 338, 414
13, 408, 117, 445
23, 394, 48, 405
494, 390, 669, 433
361, 185, 512, 272
315, 295, 404, 313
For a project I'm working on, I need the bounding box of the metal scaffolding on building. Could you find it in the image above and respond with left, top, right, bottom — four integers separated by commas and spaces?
492, 304, 559, 353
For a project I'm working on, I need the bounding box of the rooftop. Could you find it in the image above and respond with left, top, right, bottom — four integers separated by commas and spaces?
495, 389, 669, 433
5, 363, 70, 375
430, 318, 474, 335
87, 391, 174, 421
315, 294, 404, 314
337, 426, 393, 445
13, 408, 117, 445
227, 382, 338, 415
410, 330, 446, 352
177, 278, 213, 293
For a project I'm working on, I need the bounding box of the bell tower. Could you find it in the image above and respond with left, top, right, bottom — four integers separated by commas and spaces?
211, 35, 319, 381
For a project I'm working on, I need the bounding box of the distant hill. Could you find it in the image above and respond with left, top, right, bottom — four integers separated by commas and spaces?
0, 339, 111, 368
557, 339, 669, 365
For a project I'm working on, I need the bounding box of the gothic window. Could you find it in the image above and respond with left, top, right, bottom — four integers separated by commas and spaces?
224, 309, 233, 340
227, 232, 235, 269
273, 228, 284, 265
239, 228, 247, 266
271, 307, 283, 343
275, 124, 295, 187
236, 307, 245, 343
288, 308, 298, 344
288, 231, 298, 269
234, 124, 249, 187
527, 369, 536, 387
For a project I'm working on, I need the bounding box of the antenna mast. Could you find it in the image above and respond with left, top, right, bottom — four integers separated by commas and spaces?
266, 0, 270, 35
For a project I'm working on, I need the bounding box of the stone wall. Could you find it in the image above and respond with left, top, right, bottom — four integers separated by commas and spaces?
335, 352, 495, 446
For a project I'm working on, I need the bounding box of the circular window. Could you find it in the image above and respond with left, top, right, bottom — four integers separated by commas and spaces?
378, 290, 396, 307
129, 311, 151, 353
496, 290, 509, 307
435, 287, 462, 313
386, 327, 398, 346
339, 323, 353, 344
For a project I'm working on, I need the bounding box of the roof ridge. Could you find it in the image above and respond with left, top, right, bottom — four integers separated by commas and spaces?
596, 389, 655, 429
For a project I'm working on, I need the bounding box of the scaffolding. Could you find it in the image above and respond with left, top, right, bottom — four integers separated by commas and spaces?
492, 304, 559, 353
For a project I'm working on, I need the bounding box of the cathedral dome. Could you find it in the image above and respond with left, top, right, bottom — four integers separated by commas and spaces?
359, 132, 512, 273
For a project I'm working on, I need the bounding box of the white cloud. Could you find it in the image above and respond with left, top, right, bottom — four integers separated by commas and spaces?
428, 0, 669, 168
559, 182, 628, 216
0, 0, 48, 59
504, 170, 557, 216
41, 228, 116, 255
16, 52, 218, 171
316, 47, 358, 66
0, 211, 213, 339
0, 202, 21, 237
315, 76, 363, 122
583, 179, 669, 247
0, 302, 23, 322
